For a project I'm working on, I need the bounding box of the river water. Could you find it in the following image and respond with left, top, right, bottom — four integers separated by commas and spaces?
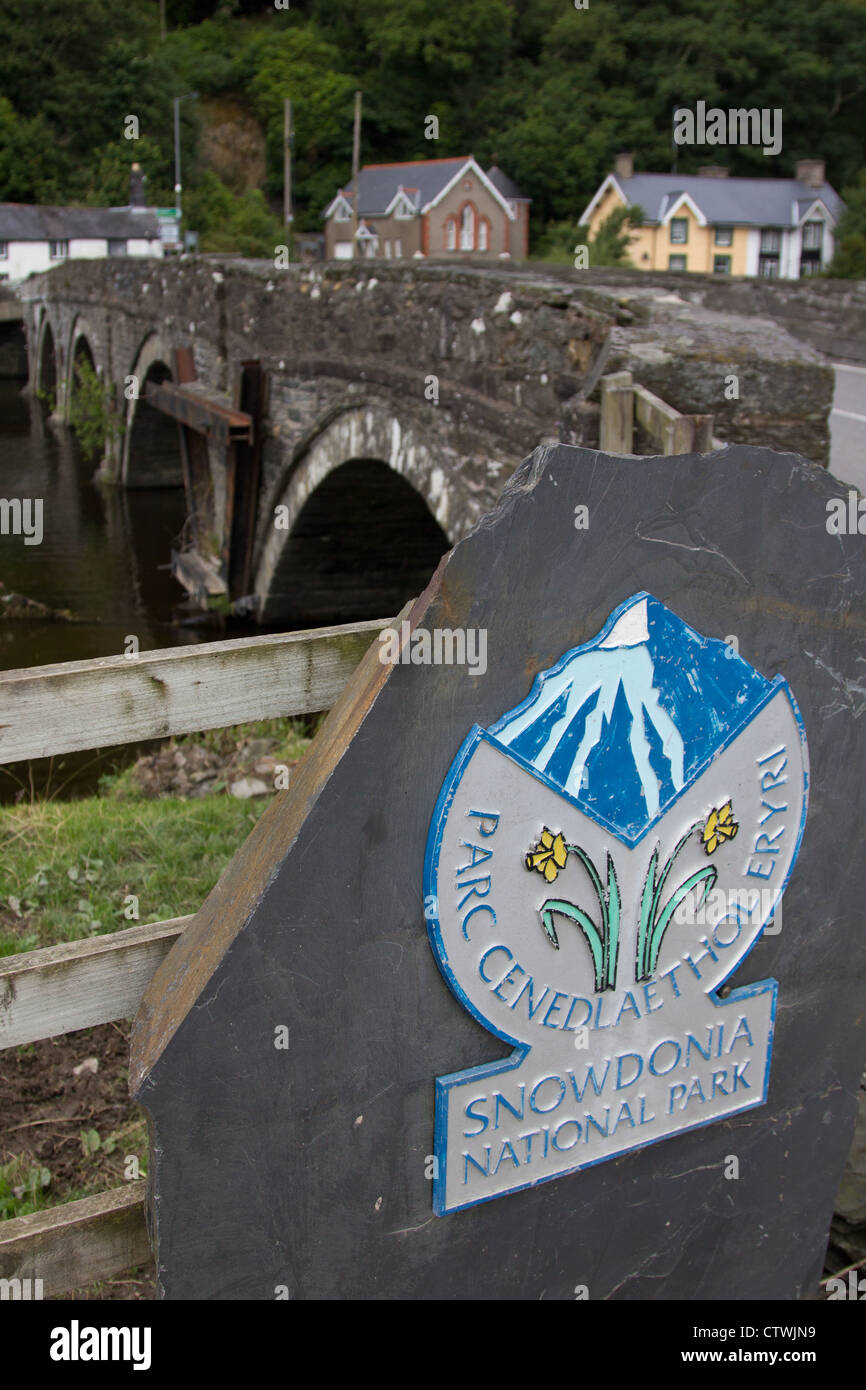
0, 378, 198, 672
0, 376, 214, 796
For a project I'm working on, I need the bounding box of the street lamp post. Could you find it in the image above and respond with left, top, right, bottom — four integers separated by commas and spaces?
173, 92, 198, 222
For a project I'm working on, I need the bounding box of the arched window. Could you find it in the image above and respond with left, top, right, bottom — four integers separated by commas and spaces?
445, 217, 457, 251
478, 217, 490, 252
459, 203, 476, 250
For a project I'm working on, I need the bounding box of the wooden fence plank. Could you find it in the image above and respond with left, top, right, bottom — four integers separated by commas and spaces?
0, 1183, 151, 1296
599, 371, 634, 453
0, 617, 390, 764
633, 382, 683, 452
0, 917, 190, 1049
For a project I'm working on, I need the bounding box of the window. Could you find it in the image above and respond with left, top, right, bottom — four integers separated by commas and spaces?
670, 218, 688, 244
802, 221, 823, 251
668, 253, 687, 271
713, 255, 732, 275
445, 217, 456, 251
334, 199, 352, 223
108, 238, 127, 257
0, 241, 7, 259
394, 239, 402, 259
800, 220, 823, 276
758, 227, 781, 277
714, 226, 733, 246
334, 241, 353, 259
459, 203, 475, 251
384, 240, 391, 258
478, 217, 490, 252
49, 240, 67, 260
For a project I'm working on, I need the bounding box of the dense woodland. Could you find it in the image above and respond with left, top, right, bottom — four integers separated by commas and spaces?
0, 0, 864, 270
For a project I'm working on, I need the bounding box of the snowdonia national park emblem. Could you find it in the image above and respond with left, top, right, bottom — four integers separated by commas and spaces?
424, 594, 809, 1214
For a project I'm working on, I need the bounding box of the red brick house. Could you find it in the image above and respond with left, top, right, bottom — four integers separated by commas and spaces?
323, 156, 530, 261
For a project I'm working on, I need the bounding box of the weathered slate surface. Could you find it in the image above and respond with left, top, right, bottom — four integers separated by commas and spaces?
131, 444, 866, 1300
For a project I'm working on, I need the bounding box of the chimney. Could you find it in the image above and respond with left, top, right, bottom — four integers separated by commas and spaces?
697, 165, 729, 178
614, 152, 634, 180
795, 159, 825, 189
129, 163, 146, 209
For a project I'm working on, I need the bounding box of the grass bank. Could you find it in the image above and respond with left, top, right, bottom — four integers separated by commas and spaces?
0, 717, 313, 955
0, 716, 314, 1249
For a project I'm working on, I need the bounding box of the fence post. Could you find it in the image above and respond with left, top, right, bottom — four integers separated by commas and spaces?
600, 371, 634, 454
690, 414, 715, 453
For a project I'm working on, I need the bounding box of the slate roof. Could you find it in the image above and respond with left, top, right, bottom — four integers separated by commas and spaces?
0, 204, 161, 240
486, 165, 530, 201
333, 159, 465, 216
329, 157, 527, 217
611, 173, 844, 226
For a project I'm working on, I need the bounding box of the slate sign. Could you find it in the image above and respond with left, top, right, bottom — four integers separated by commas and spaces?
131, 444, 866, 1300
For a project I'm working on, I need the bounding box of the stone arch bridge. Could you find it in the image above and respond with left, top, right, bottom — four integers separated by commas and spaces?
15, 256, 847, 625
15, 259, 612, 625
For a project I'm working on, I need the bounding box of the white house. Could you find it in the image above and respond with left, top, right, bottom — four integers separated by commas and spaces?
0, 204, 164, 283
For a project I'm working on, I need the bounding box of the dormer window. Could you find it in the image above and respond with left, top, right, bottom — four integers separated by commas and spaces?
800, 220, 824, 276
394, 189, 417, 220
333, 196, 353, 223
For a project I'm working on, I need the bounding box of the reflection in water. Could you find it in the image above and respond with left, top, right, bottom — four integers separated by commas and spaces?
0, 377, 201, 798
0, 377, 193, 673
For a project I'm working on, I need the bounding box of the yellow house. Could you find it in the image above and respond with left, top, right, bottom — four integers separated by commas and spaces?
579, 154, 844, 279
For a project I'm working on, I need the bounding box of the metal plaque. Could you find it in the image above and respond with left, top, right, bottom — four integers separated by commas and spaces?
424, 593, 809, 1214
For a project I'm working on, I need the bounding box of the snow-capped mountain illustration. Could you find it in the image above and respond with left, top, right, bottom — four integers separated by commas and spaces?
489, 593, 775, 842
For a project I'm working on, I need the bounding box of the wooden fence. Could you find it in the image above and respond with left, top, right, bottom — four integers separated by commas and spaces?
0, 616, 389, 1297
599, 371, 723, 455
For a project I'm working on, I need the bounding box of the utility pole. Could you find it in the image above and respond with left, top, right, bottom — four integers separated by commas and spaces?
284, 99, 294, 263
173, 92, 198, 246
351, 90, 362, 258
159, 0, 167, 41
173, 97, 182, 217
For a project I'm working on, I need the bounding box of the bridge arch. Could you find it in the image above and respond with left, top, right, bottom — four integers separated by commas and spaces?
34, 312, 59, 407
64, 316, 102, 444
254, 404, 454, 625
122, 333, 184, 488
67, 312, 102, 408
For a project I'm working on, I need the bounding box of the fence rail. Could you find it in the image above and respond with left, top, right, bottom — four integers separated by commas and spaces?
599, 370, 722, 455
0, 615, 390, 1297
0, 616, 389, 764
0, 916, 191, 1050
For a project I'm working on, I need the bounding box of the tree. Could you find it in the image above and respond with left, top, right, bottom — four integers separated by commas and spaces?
183, 171, 284, 256
590, 204, 645, 268
247, 29, 358, 227
827, 170, 866, 278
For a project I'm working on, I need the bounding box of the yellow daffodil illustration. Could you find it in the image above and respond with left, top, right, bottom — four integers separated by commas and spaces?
702, 801, 738, 855
525, 828, 569, 883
